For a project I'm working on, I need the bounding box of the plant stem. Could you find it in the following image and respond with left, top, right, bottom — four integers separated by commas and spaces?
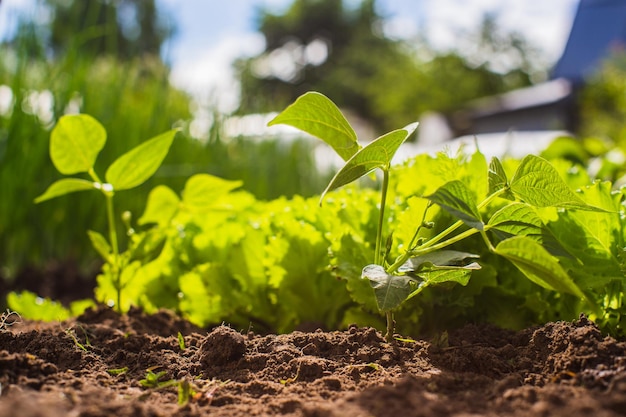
105, 193, 122, 313
384, 311, 394, 342
375, 168, 390, 265
385, 188, 508, 274
386, 227, 480, 274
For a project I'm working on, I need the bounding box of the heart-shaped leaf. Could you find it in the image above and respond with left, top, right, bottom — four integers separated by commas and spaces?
321, 123, 418, 202
106, 130, 177, 191
268, 91, 360, 161
50, 114, 106, 175
362, 264, 413, 312
510, 155, 600, 210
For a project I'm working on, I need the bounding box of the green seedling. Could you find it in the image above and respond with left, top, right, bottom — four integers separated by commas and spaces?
64, 325, 91, 351
35, 114, 177, 313
177, 332, 186, 351
270, 92, 604, 341
140, 367, 197, 406
107, 367, 129, 376
140, 368, 177, 389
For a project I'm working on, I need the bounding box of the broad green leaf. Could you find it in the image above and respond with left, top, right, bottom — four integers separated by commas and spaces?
488, 157, 511, 197
495, 236, 586, 299
268, 91, 360, 161
50, 114, 106, 175
34, 178, 96, 203
488, 203, 543, 232
399, 250, 479, 273
87, 230, 111, 262
424, 180, 483, 230
138, 185, 180, 226
321, 123, 418, 201
509, 155, 592, 209
362, 264, 413, 312
487, 202, 567, 257
106, 129, 177, 191
546, 181, 623, 288
182, 174, 242, 211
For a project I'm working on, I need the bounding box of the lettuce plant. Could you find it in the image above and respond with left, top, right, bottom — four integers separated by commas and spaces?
270, 92, 603, 341
35, 114, 178, 312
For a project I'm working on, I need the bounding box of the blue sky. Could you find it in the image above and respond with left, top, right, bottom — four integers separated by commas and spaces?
1, 0, 580, 111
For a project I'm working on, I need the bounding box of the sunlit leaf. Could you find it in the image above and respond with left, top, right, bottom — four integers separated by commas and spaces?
34, 178, 96, 203
7, 291, 70, 321
268, 91, 360, 161
87, 230, 111, 262
488, 156, 512, 197
424, 180, 483, 230
321, 123, 418, 202
495, 236, 586, 299
106, 130, 178, 191
182, 174, 242, 211
50, 114, 106, 175
138, 185, 180, 226
510, 155, 600, 210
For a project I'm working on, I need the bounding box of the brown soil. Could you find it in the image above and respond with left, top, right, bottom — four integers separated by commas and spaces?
0, 307, 625, 417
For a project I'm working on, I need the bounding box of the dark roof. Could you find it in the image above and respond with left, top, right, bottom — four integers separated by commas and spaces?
552, 0, 626, 82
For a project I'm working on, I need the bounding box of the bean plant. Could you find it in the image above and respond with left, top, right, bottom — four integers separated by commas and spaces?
35, 114, 178, 312
270, 92, 603, 341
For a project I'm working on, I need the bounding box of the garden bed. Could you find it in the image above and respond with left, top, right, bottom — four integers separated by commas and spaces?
1, 306, 625, 417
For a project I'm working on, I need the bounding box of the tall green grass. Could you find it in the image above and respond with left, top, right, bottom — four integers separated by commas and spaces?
0, 38, 329, 279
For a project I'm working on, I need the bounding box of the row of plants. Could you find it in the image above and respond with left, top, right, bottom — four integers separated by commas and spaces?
9, 93, 626, 338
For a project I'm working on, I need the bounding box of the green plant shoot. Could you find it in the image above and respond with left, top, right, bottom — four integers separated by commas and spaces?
270, 92, 603, 342
35, 114, 178, 313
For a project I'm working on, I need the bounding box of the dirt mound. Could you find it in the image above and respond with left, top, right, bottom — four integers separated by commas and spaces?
0, 307, 625, 416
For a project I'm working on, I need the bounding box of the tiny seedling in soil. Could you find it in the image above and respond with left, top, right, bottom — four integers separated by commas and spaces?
35, 114, 178, 313
140, 367, 197, 406
270, 92, 604, 341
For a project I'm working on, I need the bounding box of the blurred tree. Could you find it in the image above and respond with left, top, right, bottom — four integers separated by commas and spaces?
236, 0, 542, 133
579, 52, 626, 147
45, 0, 173, 59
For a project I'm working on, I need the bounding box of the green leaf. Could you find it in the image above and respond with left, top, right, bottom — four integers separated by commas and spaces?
418, 267, 477, 285
321, 123, 418, 201
362, 264, 412, 312
105, 129, 177, 191
268, 91, 360, 161
487, 203, 567, 256
34, 178, 96, 203
425, 180, 483, 230
50, 114, 106, 175
128, 229, 167, 264
488, 157, 512, 197
87, 230, 111, 262
399, 250, 479, 273
546, 181, 624, 288
494, 236, 586, 299
7, 291, 70, 321
509, 155, 593, 209
182, 174, 242, 211
138, 185, 180, 226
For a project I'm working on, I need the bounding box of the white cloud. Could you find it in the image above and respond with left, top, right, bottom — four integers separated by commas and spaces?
418, 0, 578, 63
169, 32, 265, 113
